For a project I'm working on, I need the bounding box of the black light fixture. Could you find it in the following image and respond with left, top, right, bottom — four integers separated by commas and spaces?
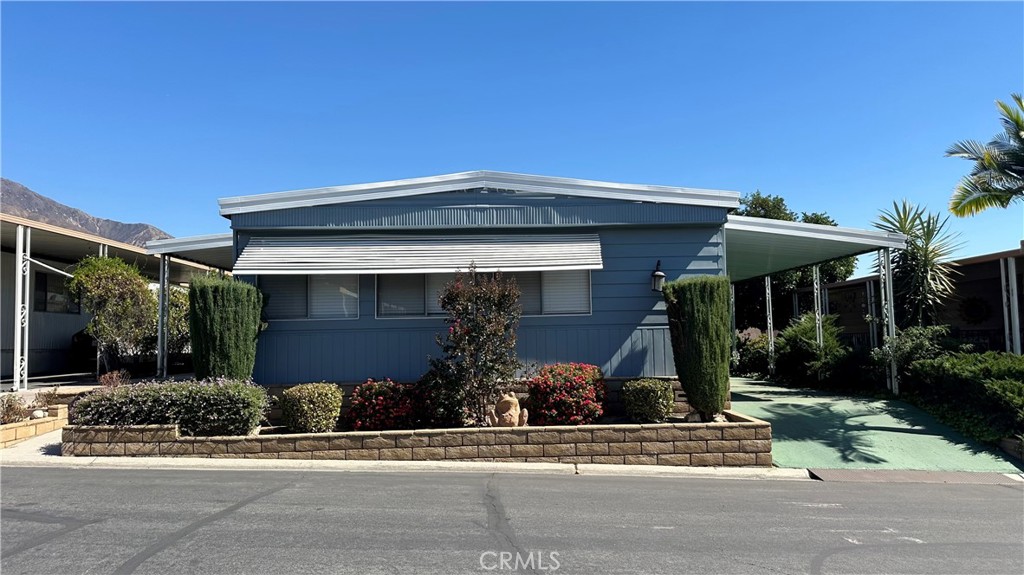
651, 260, 666, 292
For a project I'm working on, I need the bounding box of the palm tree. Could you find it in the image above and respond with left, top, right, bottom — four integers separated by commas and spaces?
946, 93, 1024, 216
874, 201, 963, 328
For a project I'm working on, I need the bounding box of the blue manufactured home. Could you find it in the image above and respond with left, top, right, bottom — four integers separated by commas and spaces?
147, 171, 906, 386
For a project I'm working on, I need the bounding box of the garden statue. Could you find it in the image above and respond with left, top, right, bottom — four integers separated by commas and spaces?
486, 392, 528, 427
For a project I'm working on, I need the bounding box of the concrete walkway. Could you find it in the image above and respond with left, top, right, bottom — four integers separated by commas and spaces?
730, 378, 1024, 473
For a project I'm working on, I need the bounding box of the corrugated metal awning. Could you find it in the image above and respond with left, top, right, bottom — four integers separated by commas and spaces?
233, 234, 603, 275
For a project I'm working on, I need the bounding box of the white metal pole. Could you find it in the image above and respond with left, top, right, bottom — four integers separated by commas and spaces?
813, 265, 823, 351
765, 276, 775, 375
1008, 257, 1021, 355
157, 255, 166, 378
161, 255, 170, 378
866, 280, 878, 349
22, 228, 32, 390
729, 283, 736, 355
881, 248, 898, 394
12, 225, 24, 391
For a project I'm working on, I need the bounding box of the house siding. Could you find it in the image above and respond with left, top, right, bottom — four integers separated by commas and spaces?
230, 190, 727, 230
249, 226, 725, 384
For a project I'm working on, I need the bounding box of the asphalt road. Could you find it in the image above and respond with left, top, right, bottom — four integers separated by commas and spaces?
1, 467, 1022, 575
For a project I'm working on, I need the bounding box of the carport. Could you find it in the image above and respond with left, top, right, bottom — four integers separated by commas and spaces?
1, 214, 218, 390
724, 215, 906, 392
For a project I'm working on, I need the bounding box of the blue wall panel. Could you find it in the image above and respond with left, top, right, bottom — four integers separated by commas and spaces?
231, 190, 727, 230
251, 226, 724, 384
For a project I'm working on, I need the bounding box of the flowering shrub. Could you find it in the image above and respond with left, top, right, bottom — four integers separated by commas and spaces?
281, 382, 343, 433
524, 363, 605, 426
70, 377, 268, 436
348, 378, 414, 431
535, 363, 606, 402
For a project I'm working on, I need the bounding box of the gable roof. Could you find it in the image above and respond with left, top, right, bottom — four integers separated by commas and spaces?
218, 170, 742, 216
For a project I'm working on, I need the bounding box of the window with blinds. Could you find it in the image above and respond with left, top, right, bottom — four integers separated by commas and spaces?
259, 275, 359, 320
375, 270, 590, 317
377, 274, 426, 317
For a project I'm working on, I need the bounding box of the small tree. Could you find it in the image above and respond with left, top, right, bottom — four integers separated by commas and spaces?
68, 256, 156, 371
874, 200, 962, 328
663, 275, 731, 421
189, 275, 263, 380
431, 267, 522, 426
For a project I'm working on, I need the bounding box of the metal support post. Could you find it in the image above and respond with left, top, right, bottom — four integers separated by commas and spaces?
765, 276, 775, 375
866, 279, 878, 349
880, 248, 898, 394
12, 226, 25, 391
157, 255, 167, 378
729, 283, 736, 355
812, 265, 823, 351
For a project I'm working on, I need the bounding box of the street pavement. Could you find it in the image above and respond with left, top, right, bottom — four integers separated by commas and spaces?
730, 378, 1024, 472
2, 466, 1022, 575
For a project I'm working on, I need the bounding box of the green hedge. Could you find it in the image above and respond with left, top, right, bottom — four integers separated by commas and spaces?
663, 275, 731, 419
622, 379, 675, 423
70, 378, 268, 436
281, 383, 343, 433
189, 275, 263, 380
906, 352, 1024, 441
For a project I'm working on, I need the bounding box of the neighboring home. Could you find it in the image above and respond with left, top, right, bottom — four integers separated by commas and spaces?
0, 213, 213, 389
148, 171, 905, 385
791, 242, 1023, 353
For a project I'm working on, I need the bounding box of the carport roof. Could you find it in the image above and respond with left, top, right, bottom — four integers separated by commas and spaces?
724, 215, 906, 282
150, 216, 906, 282
0, 213, 217, 283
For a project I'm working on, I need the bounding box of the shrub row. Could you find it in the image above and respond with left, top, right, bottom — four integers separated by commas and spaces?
70, 378, 268, 436
905, 352, 1024, 442
70, 363, 691, 434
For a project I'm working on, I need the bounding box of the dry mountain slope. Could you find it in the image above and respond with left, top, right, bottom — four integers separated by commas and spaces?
0, 178, 171, 247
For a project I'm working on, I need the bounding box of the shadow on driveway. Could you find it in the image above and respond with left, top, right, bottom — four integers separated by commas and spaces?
730, 378, 1024, 472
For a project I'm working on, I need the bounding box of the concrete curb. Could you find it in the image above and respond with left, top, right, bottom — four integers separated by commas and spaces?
1, 429, 810, 480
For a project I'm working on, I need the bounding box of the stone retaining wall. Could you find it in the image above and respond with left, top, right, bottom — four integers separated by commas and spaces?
61, 410, 771, 467
2, 405, 69, 449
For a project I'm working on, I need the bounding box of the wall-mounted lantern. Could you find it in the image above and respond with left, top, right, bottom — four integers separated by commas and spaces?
651, 260, 666, 292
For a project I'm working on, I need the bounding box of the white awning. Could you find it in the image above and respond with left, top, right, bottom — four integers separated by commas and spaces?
233, 234, 604, 275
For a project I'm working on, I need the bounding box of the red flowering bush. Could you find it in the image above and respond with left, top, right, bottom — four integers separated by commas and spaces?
525, 363, 605, 426
348, 378, 414, 431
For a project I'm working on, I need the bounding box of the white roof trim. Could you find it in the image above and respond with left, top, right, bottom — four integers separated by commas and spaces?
218, 171, 741, 216
233, 233, 604, 275
146, 233, 234, 255
725, 215, 907, 249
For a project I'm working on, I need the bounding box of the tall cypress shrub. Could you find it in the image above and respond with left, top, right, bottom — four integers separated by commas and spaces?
663, 275, 731, 420
189, 275, 263, 380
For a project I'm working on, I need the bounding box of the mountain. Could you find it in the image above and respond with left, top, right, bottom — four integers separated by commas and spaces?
0, 178, 172, 246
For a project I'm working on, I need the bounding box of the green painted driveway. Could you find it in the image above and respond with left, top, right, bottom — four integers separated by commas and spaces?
730, 378, 1024, 472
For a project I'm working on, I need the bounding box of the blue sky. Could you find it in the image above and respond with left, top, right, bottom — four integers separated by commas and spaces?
2, 2, 1022, 277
